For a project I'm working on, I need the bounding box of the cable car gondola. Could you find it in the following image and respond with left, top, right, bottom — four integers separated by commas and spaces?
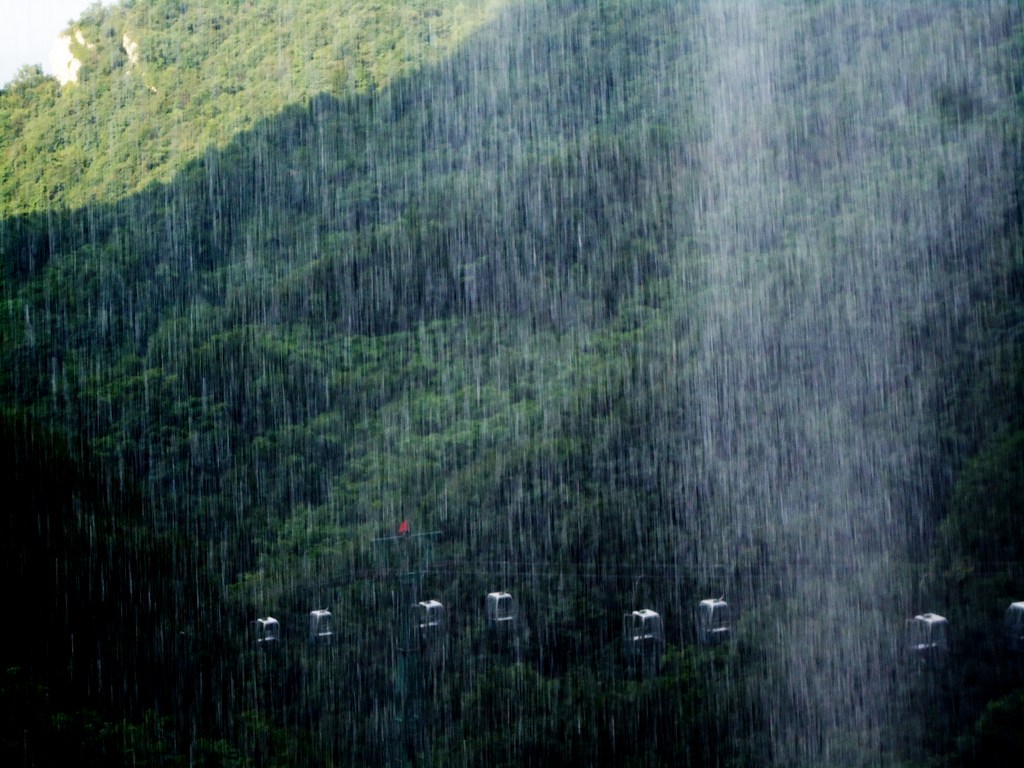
416, 599, 446, 645
623, 608, 664, 667
308, 609, 336, 645
906, 612, 949, 667
697, 597, 732, 645
1004, 601, 1024, 653
486, 591, 518, 635
253, 616, 280, 649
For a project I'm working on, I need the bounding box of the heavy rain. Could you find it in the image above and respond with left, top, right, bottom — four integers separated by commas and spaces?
1, 1, 1022, 765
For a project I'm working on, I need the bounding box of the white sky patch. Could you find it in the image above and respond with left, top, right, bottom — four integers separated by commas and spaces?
0, 1, 103, 86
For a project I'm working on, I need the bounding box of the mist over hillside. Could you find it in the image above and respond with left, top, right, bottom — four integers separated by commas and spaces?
2, 1, 1022, 765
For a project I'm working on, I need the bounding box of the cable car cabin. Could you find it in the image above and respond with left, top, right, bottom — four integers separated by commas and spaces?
486, 591, 518, 633
906, 613, 949, 667
308, 609, 335, 645
697, 598, 732, 645
253, 617, 280, 649
416, 600, 446, 646
1005, 602, 1024, 653
623, 609, 664, 661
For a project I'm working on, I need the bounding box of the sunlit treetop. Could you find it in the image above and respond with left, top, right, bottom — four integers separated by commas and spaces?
0, 0, 507, 215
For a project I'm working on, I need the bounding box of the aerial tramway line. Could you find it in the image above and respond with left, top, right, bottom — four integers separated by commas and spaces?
248, 521, 1024, 676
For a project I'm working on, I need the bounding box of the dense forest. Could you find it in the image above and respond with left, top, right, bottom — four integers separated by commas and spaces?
2, 1, 1023, 765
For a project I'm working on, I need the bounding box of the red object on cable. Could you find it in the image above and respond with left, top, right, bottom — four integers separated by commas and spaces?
398, 519, 410, 535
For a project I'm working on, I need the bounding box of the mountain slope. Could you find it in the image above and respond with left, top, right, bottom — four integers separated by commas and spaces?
1, 1, 1022, 765
0, 0, 505, 215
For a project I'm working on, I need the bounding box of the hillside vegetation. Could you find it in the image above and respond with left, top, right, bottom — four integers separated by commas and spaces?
1, 0, 505, 214
1, 1, 1022, 765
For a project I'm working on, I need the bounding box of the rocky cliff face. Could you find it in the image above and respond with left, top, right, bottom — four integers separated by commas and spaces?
49, 29, 90, 85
